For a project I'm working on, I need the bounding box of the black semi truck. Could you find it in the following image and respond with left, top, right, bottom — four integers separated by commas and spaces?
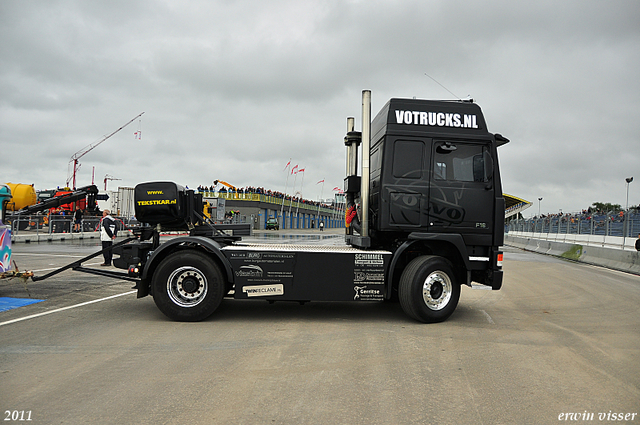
34, 91, 508, 323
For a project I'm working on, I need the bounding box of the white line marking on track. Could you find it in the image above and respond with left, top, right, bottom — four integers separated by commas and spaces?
480, 309, 495, 325
0, 290, 137, 327
11, 253, 88, 258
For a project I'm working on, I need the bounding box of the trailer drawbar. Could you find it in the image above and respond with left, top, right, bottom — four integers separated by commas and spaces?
32, 91, 508, 323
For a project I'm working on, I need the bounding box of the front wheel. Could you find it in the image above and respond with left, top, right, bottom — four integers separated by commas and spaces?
152, 250, 225, 321
399, 255, 460, 323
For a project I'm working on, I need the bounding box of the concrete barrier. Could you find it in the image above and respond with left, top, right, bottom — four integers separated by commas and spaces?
505, 234, 640, 275
508, 230, 637, 250
12, 231, 101, 243
579, 244, 640, 274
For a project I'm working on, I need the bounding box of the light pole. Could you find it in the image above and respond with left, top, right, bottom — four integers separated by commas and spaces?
626, 177, 633, 211
537, 197, 543, 233
623, 177, 633, 248
538, 197, 542, 217
538, 198, 542, 215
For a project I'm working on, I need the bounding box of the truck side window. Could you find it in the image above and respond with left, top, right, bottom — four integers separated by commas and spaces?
434, 142, 489, 183
393, 140, 423, 179
371, 147, 382, 173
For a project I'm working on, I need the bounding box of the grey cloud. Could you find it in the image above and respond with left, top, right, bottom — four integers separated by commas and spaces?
1, 0, 639, 213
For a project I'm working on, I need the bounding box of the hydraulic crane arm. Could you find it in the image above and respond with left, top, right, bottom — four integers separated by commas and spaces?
17, 185, 99, 215
213, 180, 237, 191
67, 112, 144, 188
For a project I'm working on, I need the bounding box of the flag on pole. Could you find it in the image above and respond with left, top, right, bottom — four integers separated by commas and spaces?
283, 160, 291, 171
291, 164, 299, 174
316, 179, 325, 184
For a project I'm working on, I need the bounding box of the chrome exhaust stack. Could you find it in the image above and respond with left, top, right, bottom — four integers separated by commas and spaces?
344, 90, 371, 247
360, 90, 371, 240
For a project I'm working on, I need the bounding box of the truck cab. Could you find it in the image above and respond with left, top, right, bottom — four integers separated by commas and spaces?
345, 96, 507, 295
371, 99, 504, 239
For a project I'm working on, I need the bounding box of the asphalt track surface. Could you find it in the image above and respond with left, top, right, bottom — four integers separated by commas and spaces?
1, 232, 639, 424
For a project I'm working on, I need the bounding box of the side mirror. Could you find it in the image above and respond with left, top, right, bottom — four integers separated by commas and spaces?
484, 150, 494, 189
473, 155, 485, 182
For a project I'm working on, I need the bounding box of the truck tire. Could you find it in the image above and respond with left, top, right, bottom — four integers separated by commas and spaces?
152, 250, 225, 322
399, 255, 460, 323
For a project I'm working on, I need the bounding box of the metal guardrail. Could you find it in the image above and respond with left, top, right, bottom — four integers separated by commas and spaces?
507, 211, 640, 238
8, 215, 139, 236
507, 212, 640, 251
201, 191, 340, 215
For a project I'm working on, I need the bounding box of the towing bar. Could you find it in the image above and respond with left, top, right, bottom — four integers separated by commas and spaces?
31, 237, 138, 283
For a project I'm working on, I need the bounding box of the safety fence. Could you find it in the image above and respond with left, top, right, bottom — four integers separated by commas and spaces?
506, 211, 640, 249
7, 215, 139, 236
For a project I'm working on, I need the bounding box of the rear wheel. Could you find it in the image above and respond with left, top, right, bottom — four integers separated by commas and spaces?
399, 255, 460, 323
152, 250, 225, 321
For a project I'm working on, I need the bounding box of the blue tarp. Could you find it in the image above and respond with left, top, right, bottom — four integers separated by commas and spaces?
0, 297, 45, 312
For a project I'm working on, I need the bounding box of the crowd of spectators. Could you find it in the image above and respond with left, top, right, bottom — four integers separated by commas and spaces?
507, 203, 640, 244
196, 185, 340, 210
529, 205, 640, 224
510, 204, 640, 237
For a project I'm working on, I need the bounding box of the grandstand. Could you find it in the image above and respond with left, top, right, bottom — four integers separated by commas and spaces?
504, 194, 532, 219
199, 186, 533, 230
197, 188, 344, 230
507, 205, 640, 250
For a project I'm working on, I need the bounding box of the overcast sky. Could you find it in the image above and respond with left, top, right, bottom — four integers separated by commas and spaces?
2, 0, 639, 216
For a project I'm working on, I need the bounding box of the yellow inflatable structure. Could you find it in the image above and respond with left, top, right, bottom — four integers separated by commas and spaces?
5, 183, 37, 211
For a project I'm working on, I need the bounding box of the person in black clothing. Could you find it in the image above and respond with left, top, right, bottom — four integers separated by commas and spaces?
635, 234, 640, 251
73, 207, 83, 233
100, 210, 117, 266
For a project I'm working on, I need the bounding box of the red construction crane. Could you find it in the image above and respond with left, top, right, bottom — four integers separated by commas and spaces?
66, 112, 144, 189
103, 174, 122, 191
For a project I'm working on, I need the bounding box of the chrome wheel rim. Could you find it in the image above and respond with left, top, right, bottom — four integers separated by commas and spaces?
422, 271, 452, 311
167, 266, 208, 308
